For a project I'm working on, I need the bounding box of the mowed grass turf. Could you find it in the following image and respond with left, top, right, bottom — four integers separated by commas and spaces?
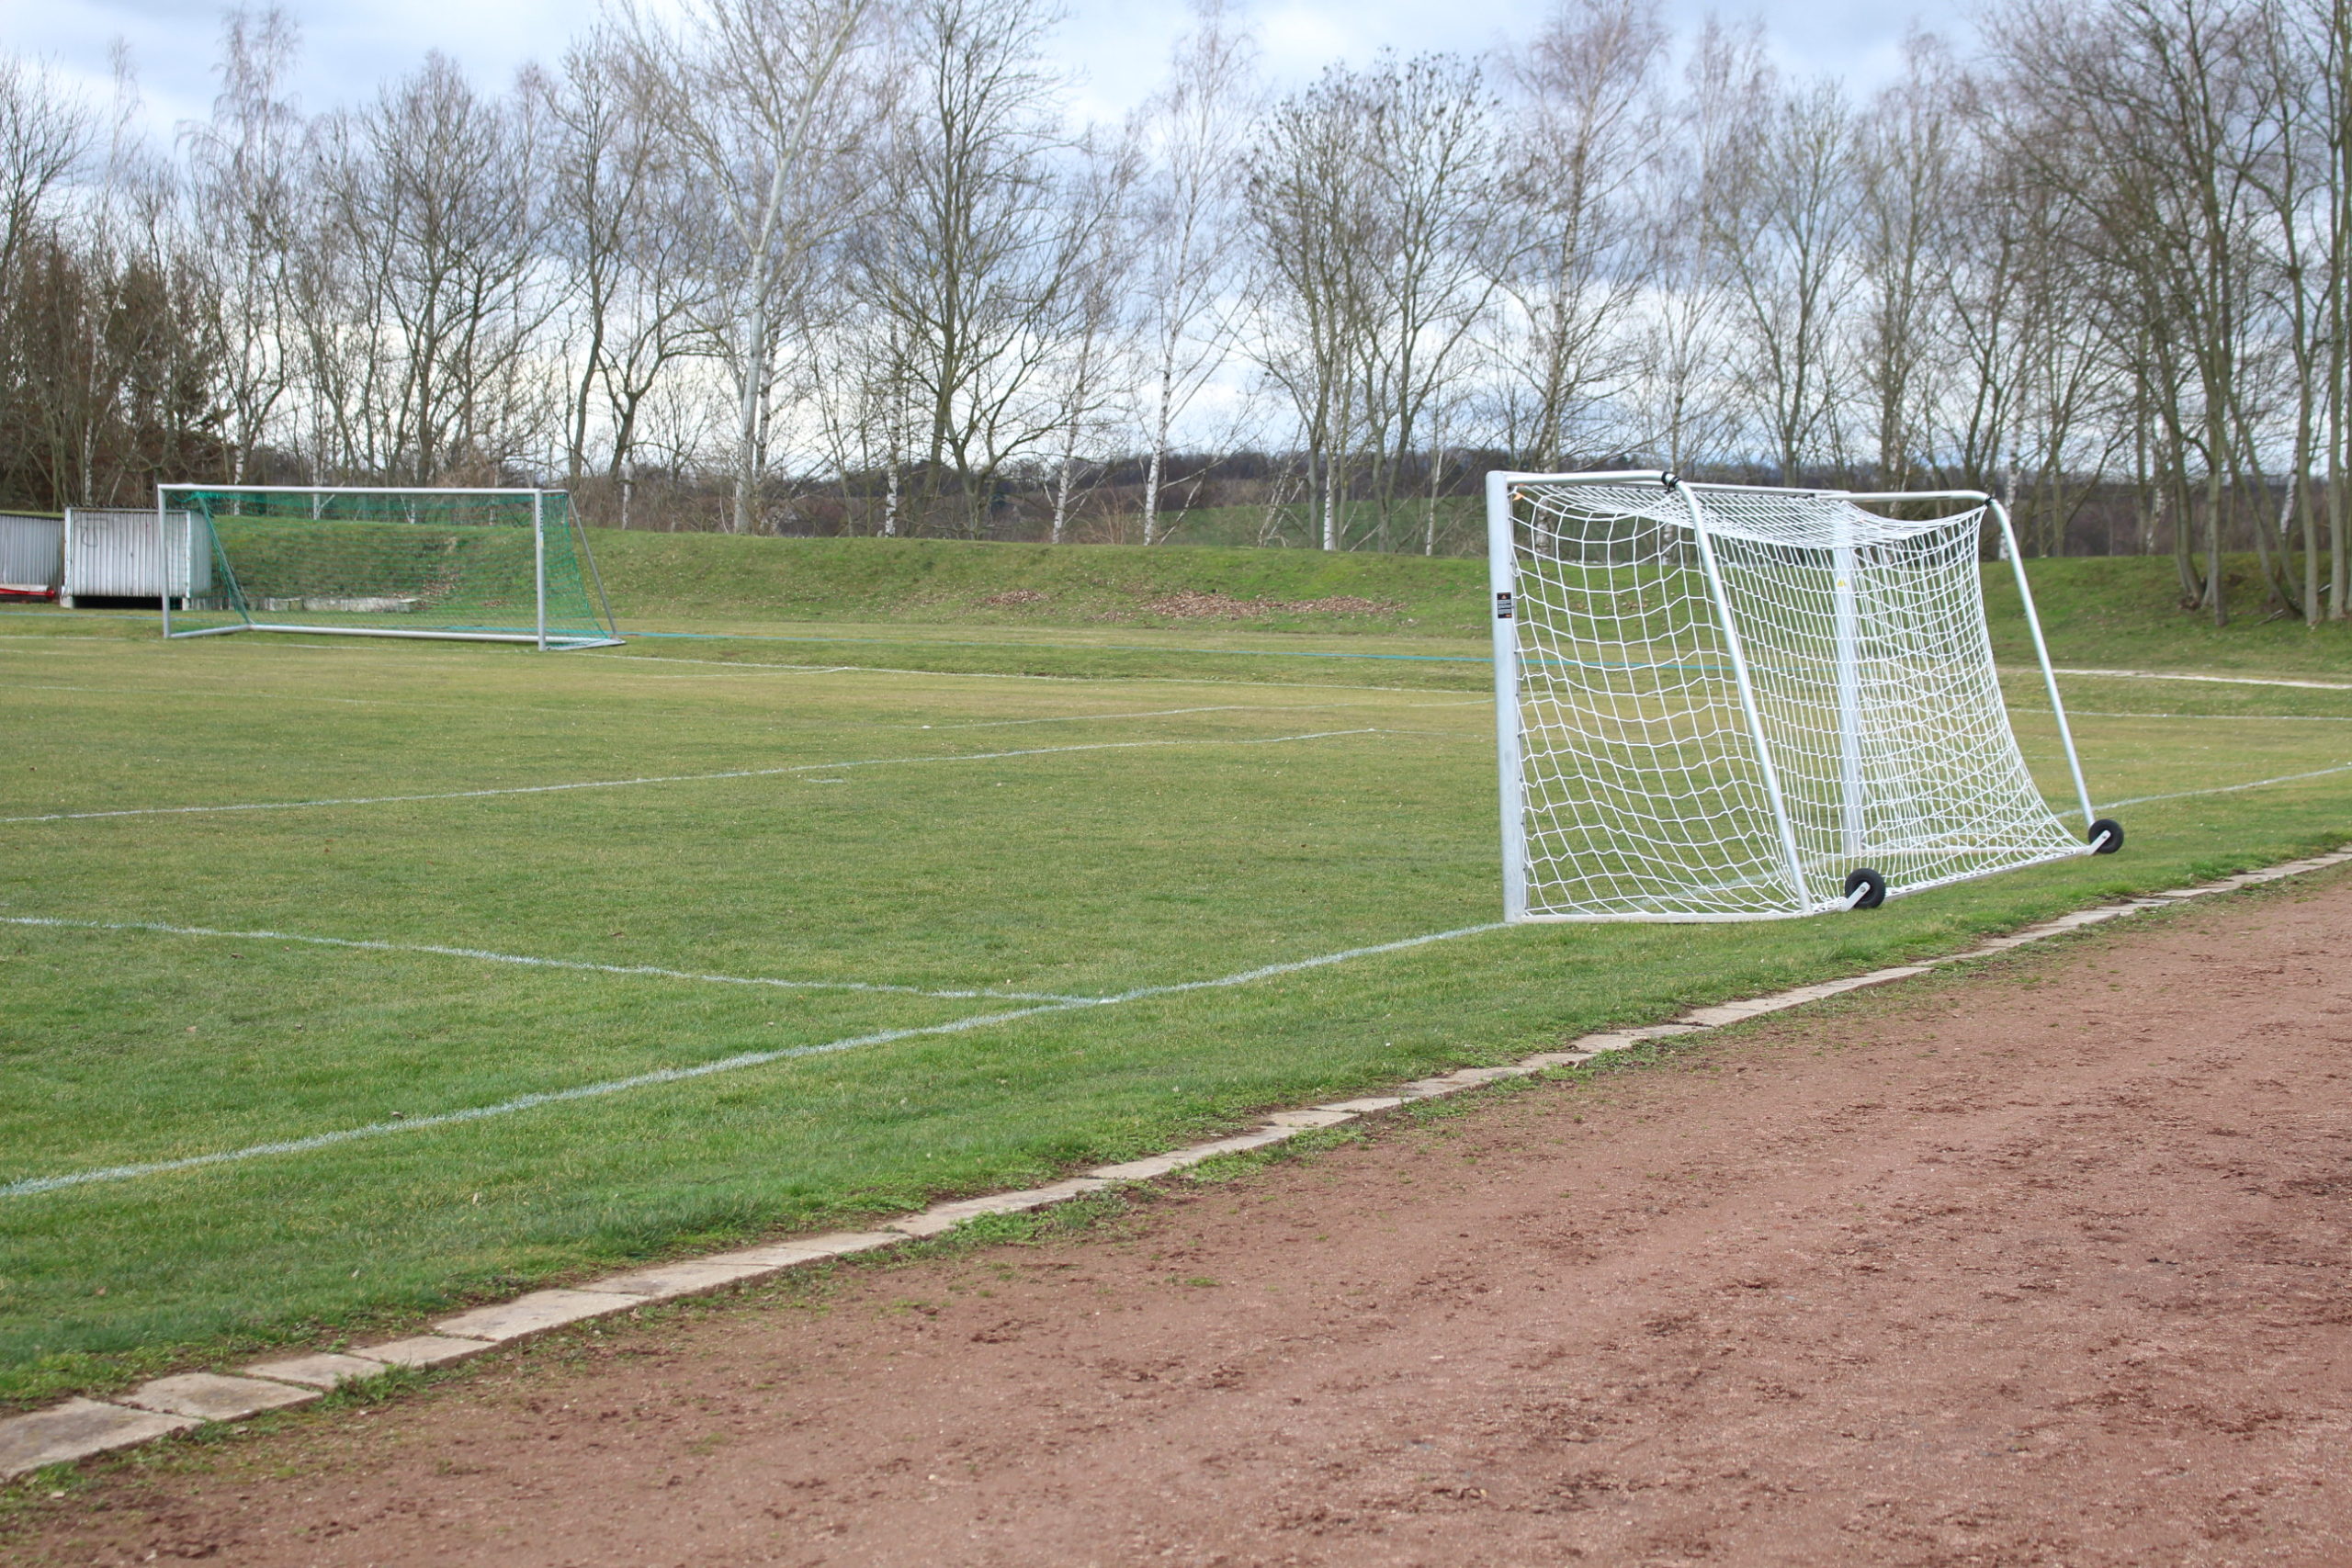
0, 597, 2347, 1413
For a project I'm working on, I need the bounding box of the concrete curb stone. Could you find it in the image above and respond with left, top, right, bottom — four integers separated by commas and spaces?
590, 1258, 786, 1302
433, 1291, 644, 1344
120, 1374, 319, 1423
239, 1352, 389, 1390
0, 1400, 199, 1481
357, 1335, 495, 1369
717, 1230, 904, 1268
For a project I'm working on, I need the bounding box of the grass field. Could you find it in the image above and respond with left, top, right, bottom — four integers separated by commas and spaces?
1, 541, 2347, 1414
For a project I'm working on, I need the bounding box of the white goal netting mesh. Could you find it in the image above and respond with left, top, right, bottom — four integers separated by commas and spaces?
1501, 479, 2085, 919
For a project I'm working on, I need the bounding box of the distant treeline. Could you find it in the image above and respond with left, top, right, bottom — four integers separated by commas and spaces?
2, 0, 2346, 623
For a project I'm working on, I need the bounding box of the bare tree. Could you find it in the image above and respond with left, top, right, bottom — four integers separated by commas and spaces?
638, 0, 881, 532
1852, 33, 1958, 490
1624, 20, 1766, 470
1249, 65, 1379, 548
544, 25, 713, 501
1249, 54, 1498, 548
1045, 132, 1139, 545
1131, 1, 1257, 544
1992, 0, 2272, 621
1489, 0, 1668, 469
0, 54, 92, 287
1712, 71, 1858, 481
182, 6, 306, 484
2, 50, 220, 507
856, 0, 1088, 536
2241, 0, 2340, 619
311, 55, 556, 480
1359, 55, 1501, 539
2324, 0, 2352, 618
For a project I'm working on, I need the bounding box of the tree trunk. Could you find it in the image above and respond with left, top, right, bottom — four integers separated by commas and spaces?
1141, 447, 1164, 546
2206, 455, 2228, 628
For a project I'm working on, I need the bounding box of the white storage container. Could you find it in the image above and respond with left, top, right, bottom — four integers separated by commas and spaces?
61, 508, 209, 604
0, 513, 62, 597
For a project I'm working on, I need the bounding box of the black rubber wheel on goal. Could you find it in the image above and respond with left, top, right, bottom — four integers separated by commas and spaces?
2088, 818, 2124, 854
1844, 867, 1887, 909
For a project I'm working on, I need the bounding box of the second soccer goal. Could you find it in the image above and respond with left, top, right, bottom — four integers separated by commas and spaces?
1487, 470, 2120, 921
154, 486, 621, 651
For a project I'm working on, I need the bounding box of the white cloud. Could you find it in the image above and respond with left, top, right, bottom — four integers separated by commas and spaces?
6, 0, 1973, 140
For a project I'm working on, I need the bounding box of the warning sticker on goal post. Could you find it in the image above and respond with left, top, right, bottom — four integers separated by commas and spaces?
1495, 591, 1514, 620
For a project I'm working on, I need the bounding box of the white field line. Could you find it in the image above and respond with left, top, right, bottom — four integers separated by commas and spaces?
0, 920, 1508, 1200
915, 696, 1485, 728
586, 651, 1476, 697
920, 704, 1260, 728
2103, 761, 2352, 810
21, 682, 393, 706
0, 644, 139, 656
908, 705, 1476, 738
920, 699, 1487, 732
0, 728, 1378, 827
0, 915, 1092, 1004
277, 642, 406, 651
2018, 707, 2352, 722
597, 655, 860, 676
2044, 666, 2352, 692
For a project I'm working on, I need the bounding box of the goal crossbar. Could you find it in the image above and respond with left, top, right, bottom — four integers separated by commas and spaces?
1488, 469, 2102, 921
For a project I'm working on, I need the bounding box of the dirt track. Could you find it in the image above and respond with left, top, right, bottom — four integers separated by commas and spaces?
15, 873, 2352, 1567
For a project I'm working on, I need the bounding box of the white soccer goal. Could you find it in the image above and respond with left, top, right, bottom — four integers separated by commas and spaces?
1487, 471, 2120, 921
154, 485, 621, 651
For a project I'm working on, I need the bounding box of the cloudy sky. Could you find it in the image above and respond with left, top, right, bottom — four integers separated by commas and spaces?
9, 0, 1971, 135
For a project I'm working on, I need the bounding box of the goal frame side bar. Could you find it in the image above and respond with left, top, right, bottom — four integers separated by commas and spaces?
153, 485, 624, 652
1986, 497, 2096, 829
1487, 469, 2100, 922
1486, 470, 1528, 921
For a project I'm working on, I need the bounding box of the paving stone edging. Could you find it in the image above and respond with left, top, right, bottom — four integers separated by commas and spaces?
7, 844, 2350, 1485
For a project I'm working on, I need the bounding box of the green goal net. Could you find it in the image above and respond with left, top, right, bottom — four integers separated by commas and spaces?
157, 487, 620, 650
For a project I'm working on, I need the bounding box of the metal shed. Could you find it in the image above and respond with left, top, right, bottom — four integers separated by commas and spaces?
0, 513, 63, 599
61, 508, 208, 606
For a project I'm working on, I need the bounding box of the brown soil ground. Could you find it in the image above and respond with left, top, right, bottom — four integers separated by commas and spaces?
14, 874, 2352, 1568
1131, 592, 1397, 620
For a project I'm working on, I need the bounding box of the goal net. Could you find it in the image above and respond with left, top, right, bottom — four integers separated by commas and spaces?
156, 486, 620, 650
1487, 472, 2104, 921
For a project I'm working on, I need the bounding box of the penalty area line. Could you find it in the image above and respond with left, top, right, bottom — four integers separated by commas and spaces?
2043, 666, 2352, 693
0, 728, 1380, 827
912, 695, 1486, 730
2101, 760, 2352, 810
0, 919, 1508, 1200
586, 651, 1482, 698
0, 914, 1094, 1004
2018, 708, 2352, 723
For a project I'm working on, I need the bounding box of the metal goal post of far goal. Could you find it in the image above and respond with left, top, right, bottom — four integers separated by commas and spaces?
152, 485, 621, 651
1486, 469, 2123, 922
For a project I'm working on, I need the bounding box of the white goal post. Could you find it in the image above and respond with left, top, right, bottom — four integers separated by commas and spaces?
154, 485, 621, 651
1487, 470, 2119, 921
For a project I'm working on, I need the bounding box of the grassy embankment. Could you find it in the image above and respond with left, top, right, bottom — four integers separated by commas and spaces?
592, 531, 2352, 678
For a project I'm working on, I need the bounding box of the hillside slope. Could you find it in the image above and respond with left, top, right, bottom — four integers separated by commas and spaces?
588, 531, 2352, 674
591, 533, 1489, 638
